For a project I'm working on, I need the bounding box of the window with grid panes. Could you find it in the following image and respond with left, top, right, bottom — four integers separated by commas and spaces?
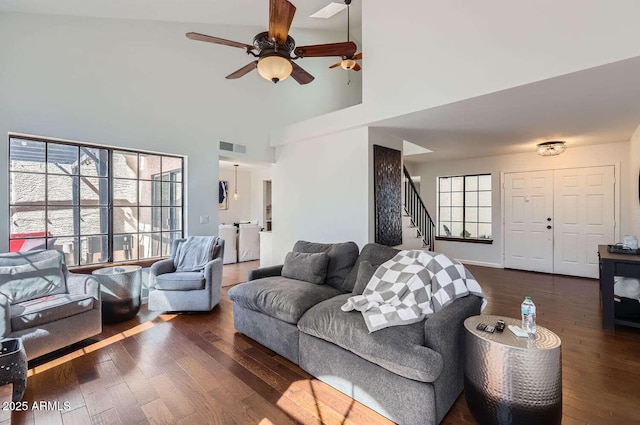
437, 174, 492, 241
9, 135, 183, 266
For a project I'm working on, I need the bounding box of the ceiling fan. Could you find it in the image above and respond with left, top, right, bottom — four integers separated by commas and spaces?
186, 0, 357, 84
324, 0, 363, 72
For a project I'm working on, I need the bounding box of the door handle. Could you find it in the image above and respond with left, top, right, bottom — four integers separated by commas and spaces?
547, 225, 552, 229
547, 217, 552, 221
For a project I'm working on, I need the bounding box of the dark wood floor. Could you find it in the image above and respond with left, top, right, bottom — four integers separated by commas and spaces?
7, 263, 640, 425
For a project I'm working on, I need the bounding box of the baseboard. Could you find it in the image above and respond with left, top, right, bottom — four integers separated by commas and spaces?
457, 259, 504, 269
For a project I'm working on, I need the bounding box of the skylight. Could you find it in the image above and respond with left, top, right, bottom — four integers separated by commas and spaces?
310, 2, 347, 19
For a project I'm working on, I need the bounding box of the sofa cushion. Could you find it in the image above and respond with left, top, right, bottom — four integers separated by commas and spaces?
352, 261, 377, 295
228, 277, 344, 324
10, 294, 94, 332
282, 252, 329, 285
0, 251, 67, 304
343, 243, 400, 293
293, 240, 359, 292
156, 272, 205, 290
298, 294, 443, 383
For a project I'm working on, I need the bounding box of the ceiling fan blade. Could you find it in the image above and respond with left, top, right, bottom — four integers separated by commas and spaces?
352, 63, 361, 71
269, 0, 297, 45
353, 52, 362, 60
186, 32, 255, 50
294, 41, 357, 58
226, 61, 258, 79
186, 32, 254, 50
329, 62, 341, 69
290, 62, 314, 85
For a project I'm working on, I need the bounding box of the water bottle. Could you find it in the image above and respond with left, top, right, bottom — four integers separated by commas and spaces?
521, 296, 537, 335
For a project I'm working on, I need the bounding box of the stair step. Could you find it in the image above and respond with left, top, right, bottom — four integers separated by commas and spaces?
398, 237, 424, 250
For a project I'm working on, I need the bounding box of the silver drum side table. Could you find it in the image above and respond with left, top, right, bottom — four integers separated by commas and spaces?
464, 315, 562, 425
92, 265, 142, 324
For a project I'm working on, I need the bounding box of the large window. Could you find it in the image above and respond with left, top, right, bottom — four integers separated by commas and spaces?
438, 174, 492, 241
9, 135, 183, 266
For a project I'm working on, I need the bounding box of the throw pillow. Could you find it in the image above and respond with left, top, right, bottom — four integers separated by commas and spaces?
352, 261, 377, 295
282, 251, 329, 285
343, 243, 400, 292
292, 240, 359, 291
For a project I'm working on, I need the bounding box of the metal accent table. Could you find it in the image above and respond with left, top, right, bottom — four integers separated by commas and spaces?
464, 315, 562, 425
92, 265, 142, 324
0, 338, 27, 402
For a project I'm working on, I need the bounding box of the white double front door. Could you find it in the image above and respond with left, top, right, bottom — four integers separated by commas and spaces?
504, 166, 615, 278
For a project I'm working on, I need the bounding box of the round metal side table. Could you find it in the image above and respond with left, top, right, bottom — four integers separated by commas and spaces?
92, 265, 142, 324
0, 338, 27, 401
464, 315, 562, 425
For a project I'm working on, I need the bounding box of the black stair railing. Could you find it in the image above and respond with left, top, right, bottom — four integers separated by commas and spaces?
403, 166, 435, 250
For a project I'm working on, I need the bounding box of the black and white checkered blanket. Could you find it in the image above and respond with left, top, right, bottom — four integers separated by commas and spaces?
341, 250, 486, 332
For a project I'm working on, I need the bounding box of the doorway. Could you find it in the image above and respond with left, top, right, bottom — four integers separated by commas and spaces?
504, 166, 615, 278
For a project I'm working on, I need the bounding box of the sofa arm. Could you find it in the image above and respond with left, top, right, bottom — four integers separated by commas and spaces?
248, 264, 283, 282
0, 293, 11, 336
424, 295, 482, 420
150, 259, 176, 289
67, 273, 101, 302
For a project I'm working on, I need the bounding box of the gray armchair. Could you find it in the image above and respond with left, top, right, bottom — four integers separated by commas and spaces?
0, 250, 102, 360
148, 237, 224, 312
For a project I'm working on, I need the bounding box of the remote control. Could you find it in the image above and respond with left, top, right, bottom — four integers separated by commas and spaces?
495, 320, 505, 332
484, 325, 496, 333
476, 323, 487, 331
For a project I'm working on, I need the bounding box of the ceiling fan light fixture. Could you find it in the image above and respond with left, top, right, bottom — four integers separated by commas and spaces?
537, 141, 567, 156
257, 55, 293, 83
341, 58, 356, 70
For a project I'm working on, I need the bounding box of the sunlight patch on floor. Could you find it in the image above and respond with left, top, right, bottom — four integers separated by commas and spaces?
27, 315, 178, 376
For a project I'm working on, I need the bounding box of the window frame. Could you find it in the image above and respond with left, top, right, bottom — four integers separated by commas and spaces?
436, 173, 493, 244
8, 134, 185, 265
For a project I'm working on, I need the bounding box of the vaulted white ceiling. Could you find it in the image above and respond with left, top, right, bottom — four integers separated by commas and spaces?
0, 0, 361, 32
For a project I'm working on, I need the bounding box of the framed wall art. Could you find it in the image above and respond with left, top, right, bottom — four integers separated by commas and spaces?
219, 180, 229, 210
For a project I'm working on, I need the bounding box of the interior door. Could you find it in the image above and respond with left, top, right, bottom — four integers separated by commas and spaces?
553, 166, 615, 278
504, 171, 554, 273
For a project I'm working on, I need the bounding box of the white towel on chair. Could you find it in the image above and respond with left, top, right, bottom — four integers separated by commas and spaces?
175, 236, 218, 272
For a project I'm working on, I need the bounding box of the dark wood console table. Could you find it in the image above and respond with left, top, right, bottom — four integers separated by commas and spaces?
598, 244, 640, 330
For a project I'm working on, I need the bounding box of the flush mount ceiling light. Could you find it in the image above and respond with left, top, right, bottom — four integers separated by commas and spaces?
536, 141, 567, 156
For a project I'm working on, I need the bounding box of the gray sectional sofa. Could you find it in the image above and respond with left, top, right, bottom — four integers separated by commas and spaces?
228, 241, 482, 425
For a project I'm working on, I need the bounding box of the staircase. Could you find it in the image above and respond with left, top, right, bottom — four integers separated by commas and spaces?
397, 166, 436, 251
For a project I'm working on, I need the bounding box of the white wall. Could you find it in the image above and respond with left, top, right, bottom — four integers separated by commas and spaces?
271, 127, 369, 262
629, 124, 640, 238
218, 167, 253, 225
272, 1, 640, 146
0, 12, 362, 251
412, 141, 630, 267
249, 167, 272, 229
363, 1, 640, 120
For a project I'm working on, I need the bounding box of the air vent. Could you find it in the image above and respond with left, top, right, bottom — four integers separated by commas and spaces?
219, 141, 247, 155
219, 141, 234, 152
